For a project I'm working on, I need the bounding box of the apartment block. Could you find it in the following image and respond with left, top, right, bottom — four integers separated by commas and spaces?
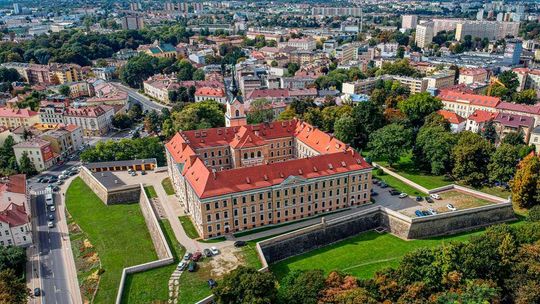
165, 119, 372, 239
415, 23, 434, 48
0, 107, 40, 129
13, 138, 57, 171
401, 15, 418, 30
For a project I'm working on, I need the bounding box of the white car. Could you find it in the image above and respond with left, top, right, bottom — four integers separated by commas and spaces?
398, 193, 408, 199
447, 204, 457, 211
58, 174, 67, 180
177, 261, 188, 271
430, 194, 441, 200
47, 221, 54, 228
428, 208, 438, 215
210, 246, 219, 255
49, 206, 56, 212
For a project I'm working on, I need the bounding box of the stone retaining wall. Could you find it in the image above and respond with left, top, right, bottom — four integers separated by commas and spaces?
80, 166, 109, 204
80, 166, 142, 205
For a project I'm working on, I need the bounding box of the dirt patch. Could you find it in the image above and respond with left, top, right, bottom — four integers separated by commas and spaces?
208, 245, 243, 276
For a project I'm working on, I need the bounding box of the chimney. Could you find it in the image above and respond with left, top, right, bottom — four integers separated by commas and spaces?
212, 169, 217, 180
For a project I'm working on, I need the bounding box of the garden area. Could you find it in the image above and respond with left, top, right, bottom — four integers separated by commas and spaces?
161, 177, 176, 195
65, 178, 158, 304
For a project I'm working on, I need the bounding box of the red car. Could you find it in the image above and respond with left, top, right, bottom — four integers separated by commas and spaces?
192, 251, 202, 261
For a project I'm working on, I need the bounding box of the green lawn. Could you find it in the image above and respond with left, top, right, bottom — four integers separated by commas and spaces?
121, 220, 185, 304
376, 153, 453, 190
66, 178, 158, 304
144, 186, 157, 199
271, 221, 524, 283
179, 215, 201, 239
161, 178, 176, 196
373, 170, 427, 196
199, 237, 227, 243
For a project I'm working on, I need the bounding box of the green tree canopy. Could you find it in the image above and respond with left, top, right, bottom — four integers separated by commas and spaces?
368, 123, 413, 166
171, 99, 225, 131
398, 93, 443, 128
452, 132, 494, 186
213, 266, 277, 304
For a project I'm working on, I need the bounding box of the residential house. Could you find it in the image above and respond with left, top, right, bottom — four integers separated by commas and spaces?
0, 203, 32, 247
493, 113, 534, 143
529, 126, 540, 152
465, 110, 497, 133
63, 106, 114, 136
0, 107, 40, 129
438, 89, 500, 118
437, 110, 466, 133
13, 138, 57, 171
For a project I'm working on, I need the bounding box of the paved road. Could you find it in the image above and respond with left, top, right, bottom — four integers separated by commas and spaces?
35, 193, 75, 304
112, 82, 170, 112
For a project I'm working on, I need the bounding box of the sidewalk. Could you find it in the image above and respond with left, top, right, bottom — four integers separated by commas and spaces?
57, 178, 83, 304
26, 245, 41, 304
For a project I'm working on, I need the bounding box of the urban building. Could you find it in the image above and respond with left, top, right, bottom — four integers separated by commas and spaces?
465, 110, 497, 133
530, 126, 540, 152
393, 76, 428, 94
439, 89, 500, 118
63, 106, 114, 136
0, 203, 32, 247
195, 87, 227, 103
401, 15, 418, 30
425, 72, 455, 90
437, 110, 466, 133
165, 117, 372, 239
138, 40, 178, 59
0, 107, 40, 129
121, 16, 144, 30
459, 68, 488, 85
278, 37, 317, 51
13, 138, 57, 171
415, 23, 434, 48
455, 21, 520, 41
513, 68, 540, 92
494, 113, 534, 143
311, 7, 363, 17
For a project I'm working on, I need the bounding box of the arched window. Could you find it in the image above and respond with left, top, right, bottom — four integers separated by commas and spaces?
235, 109, 240, 117
257, 151, 262, 157
251, 152, 255, 158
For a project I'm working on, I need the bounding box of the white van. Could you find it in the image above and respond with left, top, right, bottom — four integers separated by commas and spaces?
45, 192, 54, 206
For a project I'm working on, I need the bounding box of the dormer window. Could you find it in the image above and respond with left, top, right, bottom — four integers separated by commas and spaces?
235, 109, 240, 117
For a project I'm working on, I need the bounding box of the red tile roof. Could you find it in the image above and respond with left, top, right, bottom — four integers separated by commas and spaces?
438, 89, 500, 108
0, 174, 26, 195
496, 102, 540, 115
494, 113, 534, 128
0, 203, 28, 227
165, 119, 372, 198
0, 107, 38, 118
195, 87, 226, 97
460, 68, 487, 76
467, 110, 497, 123
437, 110, 465, 124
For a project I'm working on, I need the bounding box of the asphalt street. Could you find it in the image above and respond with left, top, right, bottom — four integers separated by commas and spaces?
112, 82, 170, 111
35, 192, 74, 304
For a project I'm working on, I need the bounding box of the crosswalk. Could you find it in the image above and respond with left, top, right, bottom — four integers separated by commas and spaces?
31, 189, 53, 196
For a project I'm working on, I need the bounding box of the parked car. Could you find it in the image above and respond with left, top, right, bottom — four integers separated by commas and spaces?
141, 170, 147, 175
372, 179, 379, 185
210, 246, 219, 255
415, 196, 423, 202
183, 252, 192, 261
414, 210, 424, 217
379, 183, 388, 188
389, 190, 400, 196
430, 194, 441, 200
68, 171, 78, 176
188, 261, 197, 272
37, 177, 45, 183
207, 278, 217, 289
48, 214, 54, 220
51, 186, 60, 192
203, 248, 212, 257
371, 191, 378, 196
49, 206, 56, 212
177, 261, 188, 271
425, 197, 434, 203
58, 175, 67, 180
428, 208, 438, 215
55, 180, 64, 186
34, 288, 41, 297
234, 241, 246, 247
192, 251, 202, 261
47, 221, 54, 228
130, 171, 137, 176
447, 204, 457, 211
398, 193, 408, 198
421, 211, 431, 216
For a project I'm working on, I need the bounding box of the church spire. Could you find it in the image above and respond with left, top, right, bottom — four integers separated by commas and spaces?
228, 65, 238, 97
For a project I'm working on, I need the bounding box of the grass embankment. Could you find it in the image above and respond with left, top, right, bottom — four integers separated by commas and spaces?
143, 186, 157, 199
271, 220, 524, 282
66, 178, 158, 303
161, 178, 176, 195
179, 215, 201, 239
121, 220, 185, 303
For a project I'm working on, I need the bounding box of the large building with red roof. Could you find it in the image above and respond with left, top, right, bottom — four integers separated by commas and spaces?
165, 119, 373, 239
438, 89, 500, 118
0, 174, 32, 247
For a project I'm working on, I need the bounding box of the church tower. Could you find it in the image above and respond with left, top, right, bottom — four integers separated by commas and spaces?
225, 67, 247, 127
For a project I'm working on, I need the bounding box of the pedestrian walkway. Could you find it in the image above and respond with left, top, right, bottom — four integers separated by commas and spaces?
168, 268, 182, 304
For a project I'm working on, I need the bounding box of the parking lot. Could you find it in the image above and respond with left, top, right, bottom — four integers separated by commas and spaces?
371, 182, 422, 212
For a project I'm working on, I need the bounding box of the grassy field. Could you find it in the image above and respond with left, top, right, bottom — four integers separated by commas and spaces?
122, 220, 185, 304
144, 186, 157, 199
66, 178, 158, 304
271, 221, 523, 282
161, 178, 176, 195
179, 216, 200, 239
376, 153, 453, 190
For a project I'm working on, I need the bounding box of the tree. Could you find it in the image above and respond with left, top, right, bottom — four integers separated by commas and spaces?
18, 152, 37, 176
58, 84, 70, 97
513, 89, 537, 105
213, 266, 277, 304
481, 120, 498, 144
279, 270, 325, 304
247, 99, 274, 124
497, 70, 519, 93
0, 269, 29, 304
368, 123, 413, 166
193, 69, 205, 81
501, 130, 525, 146
80, 137, 166, 166
351, 101, 385, 147
286, 62, 300, 76
171, 100, 225, 131
452, 132, 494, 187
398, 93, 443, 128
488, 144, 520, 184
289, 99, 316, 116
0, 246, 26, 277
144, 110, 161, 133
396, 46, 405, 59
112, 113, 133, 129
128, 103, 143, 121
416, 126, 457, 175
277, 107, 296, 121
0, 67, 21, 82
510, 154, 540, 209
333, 115, 357, 145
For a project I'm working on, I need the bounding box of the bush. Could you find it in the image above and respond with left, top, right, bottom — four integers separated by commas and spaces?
375, 168, 385, 176
528, 205, 540, 222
